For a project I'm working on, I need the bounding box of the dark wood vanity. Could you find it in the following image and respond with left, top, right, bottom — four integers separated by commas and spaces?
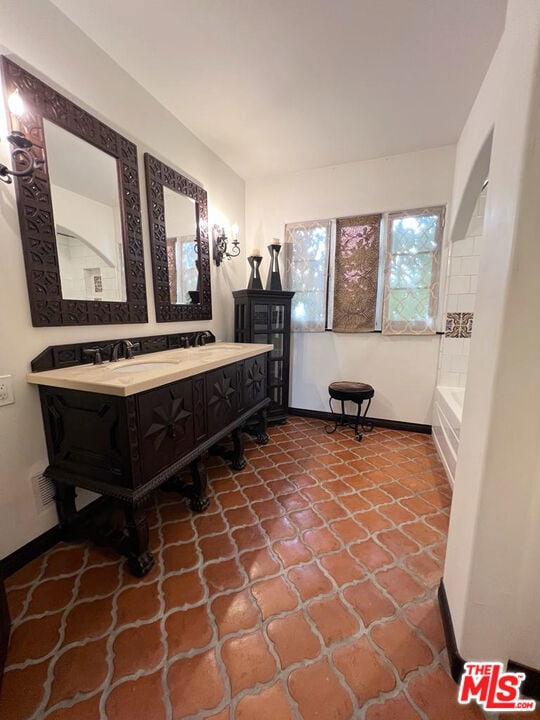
29, 334, 271, 576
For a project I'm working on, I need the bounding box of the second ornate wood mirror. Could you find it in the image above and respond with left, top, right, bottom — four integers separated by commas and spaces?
144, 154, 212, 322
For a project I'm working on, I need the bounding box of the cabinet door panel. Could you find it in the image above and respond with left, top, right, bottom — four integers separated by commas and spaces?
206, 364, 239, 436
40, 388, 133, 487
271, 305, 285, 330
254, 304, 269, 331
244, 355, 267, 409
138, 379, 195, 479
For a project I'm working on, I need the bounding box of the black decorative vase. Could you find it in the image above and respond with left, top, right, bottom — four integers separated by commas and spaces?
247, 256, 263, 290
266, 244, 282, 291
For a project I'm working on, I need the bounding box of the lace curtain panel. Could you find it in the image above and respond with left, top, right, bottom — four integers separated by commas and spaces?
382, 207, 444, 335
332, 215, 381, 332
284, 220, 331, 332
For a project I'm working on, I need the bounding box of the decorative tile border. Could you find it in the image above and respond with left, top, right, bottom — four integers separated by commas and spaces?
445, 312, 474, 339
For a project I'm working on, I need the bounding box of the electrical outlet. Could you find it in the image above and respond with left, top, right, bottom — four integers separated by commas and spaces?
0, 375, 14, 406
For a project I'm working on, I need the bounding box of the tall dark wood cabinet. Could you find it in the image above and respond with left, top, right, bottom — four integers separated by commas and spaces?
233, 289, 294, 423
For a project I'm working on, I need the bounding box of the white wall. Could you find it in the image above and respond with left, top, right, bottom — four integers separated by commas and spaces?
247, 146, 455, 425
53, 184, 125, 302
438, 185, 487, 388
52, 184, 119, 267
444, 0, 540, 670
0, 0, 246, 558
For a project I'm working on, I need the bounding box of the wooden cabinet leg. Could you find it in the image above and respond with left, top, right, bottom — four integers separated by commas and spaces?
189, 453, 210, 513
124, 503, 154, 577
54, 482, 77, 532
255, 408, 269, 445
231, 427, 247, 470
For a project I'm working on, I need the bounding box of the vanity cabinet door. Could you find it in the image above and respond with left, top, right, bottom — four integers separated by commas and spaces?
137, 378, 195, 480
206, 364, 240, 436
40, 387, 134, 488
244, 354, 267, 409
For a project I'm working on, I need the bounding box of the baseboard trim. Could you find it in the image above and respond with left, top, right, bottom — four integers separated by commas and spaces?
438, 580, 466, 683
288, 407, 432, 435
1, 526, 62, 579
1, 498, 105, 578
438, 581, 540, 701
507, 660, 540, 702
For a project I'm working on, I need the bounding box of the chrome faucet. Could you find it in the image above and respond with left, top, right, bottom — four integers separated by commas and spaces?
193, 331, 211, 347
83, 346, 105, 365
110, 339, 140, 362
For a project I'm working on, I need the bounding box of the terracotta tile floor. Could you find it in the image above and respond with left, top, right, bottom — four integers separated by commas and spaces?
0, 418, 500, 719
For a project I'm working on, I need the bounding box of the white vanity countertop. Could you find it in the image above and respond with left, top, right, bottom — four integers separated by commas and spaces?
27, 342, 273, 397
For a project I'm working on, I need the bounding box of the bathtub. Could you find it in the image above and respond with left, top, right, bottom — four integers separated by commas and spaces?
432, 386, 465, 486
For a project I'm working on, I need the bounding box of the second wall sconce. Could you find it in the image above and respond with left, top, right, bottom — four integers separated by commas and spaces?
0, 89, 44, 185
213, 223, 240, 266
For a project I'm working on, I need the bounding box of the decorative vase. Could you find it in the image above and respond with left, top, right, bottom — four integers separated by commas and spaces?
266, 244, 282, 291
247, 255, 263, 290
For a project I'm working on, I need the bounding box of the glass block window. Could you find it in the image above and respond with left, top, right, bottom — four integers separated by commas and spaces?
382, 207, 444, 335
284, 220, 331, 332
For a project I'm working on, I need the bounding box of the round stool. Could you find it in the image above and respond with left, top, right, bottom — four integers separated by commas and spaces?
326, 381, 375, 441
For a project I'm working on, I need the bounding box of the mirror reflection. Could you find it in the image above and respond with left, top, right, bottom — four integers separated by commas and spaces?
163, 186, 200, 305
44, 119, 126, 302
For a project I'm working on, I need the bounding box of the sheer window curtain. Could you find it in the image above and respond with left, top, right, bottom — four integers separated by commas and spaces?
283, 220, 331, 332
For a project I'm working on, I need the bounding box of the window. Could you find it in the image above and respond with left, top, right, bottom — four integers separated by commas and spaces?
284, 206, 444, 335
382, 207, 444, 335
283, 219, 331, 332
167, 235, 198, 304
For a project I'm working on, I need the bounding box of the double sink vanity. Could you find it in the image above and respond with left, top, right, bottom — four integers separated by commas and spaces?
27, 335, 272, 576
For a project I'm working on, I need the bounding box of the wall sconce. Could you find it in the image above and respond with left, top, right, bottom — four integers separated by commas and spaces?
0, 89, 44, 184
213, 223, 240, 266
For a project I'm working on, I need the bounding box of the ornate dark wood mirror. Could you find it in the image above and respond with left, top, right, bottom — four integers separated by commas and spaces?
1, 56, 147, 326
144, 153, 211, 322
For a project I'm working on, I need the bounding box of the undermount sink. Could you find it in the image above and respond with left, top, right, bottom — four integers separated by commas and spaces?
196, 345, 238, 352
109, 361, 178, 374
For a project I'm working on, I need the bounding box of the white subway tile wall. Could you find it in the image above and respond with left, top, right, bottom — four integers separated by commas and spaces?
437, 185, 486, 388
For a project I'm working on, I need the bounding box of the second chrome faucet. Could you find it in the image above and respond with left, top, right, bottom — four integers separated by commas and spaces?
110, 339, 140, 362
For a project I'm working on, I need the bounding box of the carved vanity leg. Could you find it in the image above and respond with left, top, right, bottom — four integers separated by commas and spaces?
231, 427, 247, 470
124, 503, 154, 577
254, 408, 269, 445
54, 481, 78, 536
189, 453, 210, 513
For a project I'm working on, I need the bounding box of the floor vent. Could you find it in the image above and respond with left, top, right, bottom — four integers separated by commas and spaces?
32, 472, 55, 511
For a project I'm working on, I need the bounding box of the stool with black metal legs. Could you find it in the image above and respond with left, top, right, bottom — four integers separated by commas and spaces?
326, 381, 375, 441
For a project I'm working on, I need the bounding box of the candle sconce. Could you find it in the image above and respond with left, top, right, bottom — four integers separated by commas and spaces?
247, 255, 263, 289
1, 90, 44, 185
213, 223, 240, 266
266, 243, 282, 291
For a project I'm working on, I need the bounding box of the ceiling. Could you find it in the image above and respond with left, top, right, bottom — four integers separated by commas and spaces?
51, 0, 507, 180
